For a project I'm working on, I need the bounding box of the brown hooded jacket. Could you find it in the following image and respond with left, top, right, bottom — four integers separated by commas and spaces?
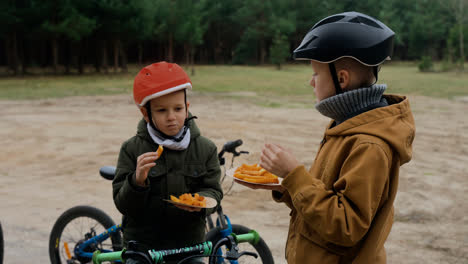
275, 95, 415, 263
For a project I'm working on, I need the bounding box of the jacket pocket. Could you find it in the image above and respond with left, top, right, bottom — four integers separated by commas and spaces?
298, 220, 350, 257
148, 163, 167, 196
182, 163, 207, 192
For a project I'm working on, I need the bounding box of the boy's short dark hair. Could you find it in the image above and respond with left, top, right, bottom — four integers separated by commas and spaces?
335, 58, 376, 89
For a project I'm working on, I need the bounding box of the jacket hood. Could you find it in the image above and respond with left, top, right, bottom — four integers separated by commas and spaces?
326, 95, 415, 164
136, 112, 201, 142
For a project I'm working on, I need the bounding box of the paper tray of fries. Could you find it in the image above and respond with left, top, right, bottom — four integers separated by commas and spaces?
164, 193, 217, 209
227, 164, 282, 186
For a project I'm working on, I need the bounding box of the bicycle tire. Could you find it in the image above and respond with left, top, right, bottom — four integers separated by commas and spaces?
206, 224, 274, 264
48, 205, 122, 264
0, 221, 3, 264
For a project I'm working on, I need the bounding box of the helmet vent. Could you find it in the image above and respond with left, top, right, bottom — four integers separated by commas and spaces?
314, 15, 345, 28
300, 35, 318, 49
349, 16, 382, 29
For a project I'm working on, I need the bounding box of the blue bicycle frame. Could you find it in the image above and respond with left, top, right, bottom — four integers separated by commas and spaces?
75, 223, 122, 259
214, 215, 240, 264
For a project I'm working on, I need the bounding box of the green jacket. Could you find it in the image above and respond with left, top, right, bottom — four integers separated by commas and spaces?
113, 117, 223, 250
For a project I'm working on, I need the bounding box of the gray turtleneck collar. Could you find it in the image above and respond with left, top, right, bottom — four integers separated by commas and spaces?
315, 84, 388, 125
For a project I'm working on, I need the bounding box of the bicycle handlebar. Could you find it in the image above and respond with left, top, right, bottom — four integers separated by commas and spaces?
91, 232, 259, 264
218, 139, 249, 166
92, 250, 123, 264
149, 241, 212, 263
223, 139, 243, 153
232, 230, 260, 245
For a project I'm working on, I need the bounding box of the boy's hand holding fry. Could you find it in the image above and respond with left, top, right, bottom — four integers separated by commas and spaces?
135, 146, 163, 186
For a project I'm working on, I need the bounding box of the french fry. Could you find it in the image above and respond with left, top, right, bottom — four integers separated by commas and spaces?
234, 164, 279, 184
171, 193, 206, 207
156, 145, 164, 158
170, 195, 180, 203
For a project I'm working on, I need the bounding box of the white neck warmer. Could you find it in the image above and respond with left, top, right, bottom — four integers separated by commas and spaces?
147, 123, 191, 150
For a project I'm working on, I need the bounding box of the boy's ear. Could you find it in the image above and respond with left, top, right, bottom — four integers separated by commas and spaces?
337, 70, 350, 90
186, 101, 190, 117
139, 106, 150, 123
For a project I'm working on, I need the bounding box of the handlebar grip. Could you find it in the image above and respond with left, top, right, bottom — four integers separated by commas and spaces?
232, 230, 260, 245
149, 241, 212, 263
223, 139, 243, 153
92, 250, 123, 264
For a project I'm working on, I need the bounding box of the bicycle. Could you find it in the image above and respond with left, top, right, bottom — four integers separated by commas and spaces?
49, 139, 274, 264
92, 231, 260, 264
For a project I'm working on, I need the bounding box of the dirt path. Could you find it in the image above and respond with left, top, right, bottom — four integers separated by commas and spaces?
0, 93, 467, 263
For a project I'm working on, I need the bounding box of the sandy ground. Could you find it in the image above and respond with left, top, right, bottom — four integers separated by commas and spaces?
0, 92, 467, 264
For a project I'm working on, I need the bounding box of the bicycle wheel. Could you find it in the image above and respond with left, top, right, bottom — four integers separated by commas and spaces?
48, 205, 122, 264
206, 224, 274, 264
0, 221, 3, 264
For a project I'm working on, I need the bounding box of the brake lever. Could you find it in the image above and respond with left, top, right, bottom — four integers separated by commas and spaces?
225, 250, 258, 260
232, 150, 249, 157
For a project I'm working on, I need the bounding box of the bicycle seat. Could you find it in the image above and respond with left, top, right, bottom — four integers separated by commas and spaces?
99, 166, 116, 181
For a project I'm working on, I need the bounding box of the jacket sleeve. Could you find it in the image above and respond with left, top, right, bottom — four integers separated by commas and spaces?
272, 190, 294, 209
196, 145, 223, 216
112, 141, 151, 218
282, 142, 391, 247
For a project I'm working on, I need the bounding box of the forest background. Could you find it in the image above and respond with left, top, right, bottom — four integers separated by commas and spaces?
1, 0, 467, 75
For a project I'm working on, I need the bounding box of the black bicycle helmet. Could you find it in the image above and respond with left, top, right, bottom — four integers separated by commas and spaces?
293, 11, 395, 94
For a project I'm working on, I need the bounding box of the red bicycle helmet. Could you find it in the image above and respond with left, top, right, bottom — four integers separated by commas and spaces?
133, 61, 192, 107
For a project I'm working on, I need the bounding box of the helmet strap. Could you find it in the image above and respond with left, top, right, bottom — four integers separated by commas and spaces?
373, 66, 379, 84
328, 63, 343, 95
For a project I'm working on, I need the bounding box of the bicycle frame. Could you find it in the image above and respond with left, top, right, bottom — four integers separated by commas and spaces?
92, 232, 260, 264
72, 208, 236, 263
72, 223, 122, 260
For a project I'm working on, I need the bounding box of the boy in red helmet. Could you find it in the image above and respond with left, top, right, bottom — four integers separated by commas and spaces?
113, 61, 222, 264
236, 12, 415, 263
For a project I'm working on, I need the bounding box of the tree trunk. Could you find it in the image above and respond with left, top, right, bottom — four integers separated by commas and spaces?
260, 38, 266, 64
8, 32, 20, 75
65, 40, 71, 75
113, 38, 119, 73
185, 44, 190, 65
190, 46, 195, 76
138, 43, 143, 66
168, 33, 174, 62
101, 40, 108, 74
4, 37, 11, 74
120, 42, 128, 73
52, 37, 59, 74
78, 40, 84, 74
18, 37, 26, 75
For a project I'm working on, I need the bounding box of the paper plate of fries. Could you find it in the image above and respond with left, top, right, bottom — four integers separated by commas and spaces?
165, 193, 217, 209
228, 164, 282, 186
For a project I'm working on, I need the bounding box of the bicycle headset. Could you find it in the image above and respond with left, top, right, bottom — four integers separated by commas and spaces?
293, 11, 395, 95
133, 61, 195, 142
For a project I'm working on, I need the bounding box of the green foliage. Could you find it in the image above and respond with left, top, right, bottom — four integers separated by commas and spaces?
269, 34, 290, 69
418, 56, 434, 72
41, 5, 96, 41
0, 0, 467, 70
232, 0, 296, 64
441, 60, 456, 72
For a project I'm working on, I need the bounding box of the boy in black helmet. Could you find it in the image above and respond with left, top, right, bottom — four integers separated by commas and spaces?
236, 11, 415, 263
